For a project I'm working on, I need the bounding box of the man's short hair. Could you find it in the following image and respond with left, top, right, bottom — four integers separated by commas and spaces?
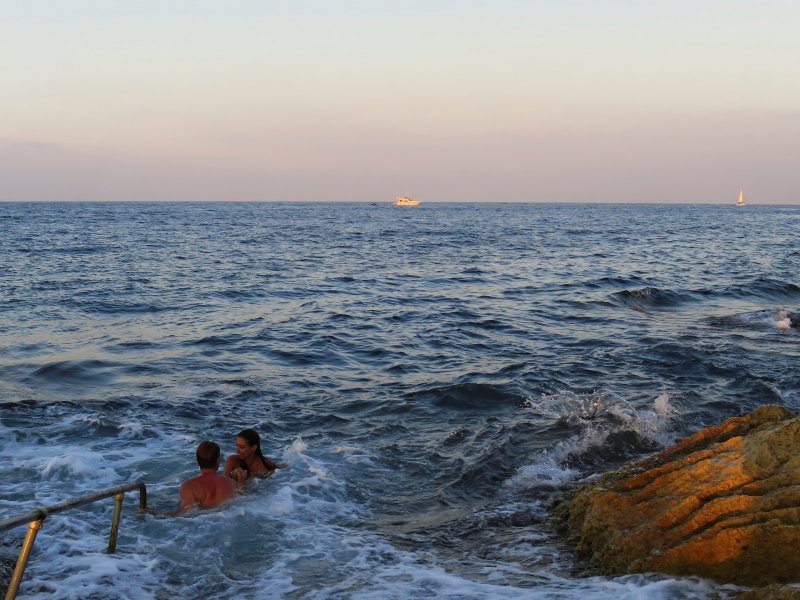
196, 441, 221, 469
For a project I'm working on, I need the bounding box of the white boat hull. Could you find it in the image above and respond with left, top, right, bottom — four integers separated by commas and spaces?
393, 196, 421, 206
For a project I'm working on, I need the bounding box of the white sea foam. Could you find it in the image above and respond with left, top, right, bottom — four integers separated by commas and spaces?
11, 436, 378, 599
506, 453, 582, 491
267, 485, 295, 515
314, 540, 742, 600
287, 436, 308, 454
508, 392, 679, 492
32, 449, 115, 480
730, 308, 796, 330
653, 392, 676, 418
117, 420, 146, 438
774, 308, 793, 329
332, 446, 375, 466
332, 445, 366, 454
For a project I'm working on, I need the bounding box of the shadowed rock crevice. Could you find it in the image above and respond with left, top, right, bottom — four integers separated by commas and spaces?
560, 405, 800, 587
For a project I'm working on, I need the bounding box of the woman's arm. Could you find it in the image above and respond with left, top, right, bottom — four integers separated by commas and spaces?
224, 454, 248, 484
223, 455, 238, 478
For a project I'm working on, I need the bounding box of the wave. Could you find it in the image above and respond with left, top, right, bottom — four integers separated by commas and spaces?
709, 308, 800, 331
408, 382, 528, 412
120, 340, 159, 350
609, 280, 799, 311
29, 359, 120, 384
68, 299, 179, 314
586, 275, 647, 289
723, 277, 800, 301
507, 392, 680, 492
188, 334, 245, 347
214, 288, 269, 300
610, 287, 699, 311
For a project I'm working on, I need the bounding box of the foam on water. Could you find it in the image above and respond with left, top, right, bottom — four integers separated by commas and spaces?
8, 413, 710, 600
315, 551, 743, 600
772, 308, 794, 329
508, 392, 680, 493
712, 307, 800, 331
2, 387, 737, 600
5, 434, 379, 599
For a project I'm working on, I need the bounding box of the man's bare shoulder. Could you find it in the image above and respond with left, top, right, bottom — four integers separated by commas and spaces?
180, 475, 204, 493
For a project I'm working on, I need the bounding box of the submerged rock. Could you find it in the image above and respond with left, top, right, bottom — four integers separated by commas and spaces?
561, 405, 800, 587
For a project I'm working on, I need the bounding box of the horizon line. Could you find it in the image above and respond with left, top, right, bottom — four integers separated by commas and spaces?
0, 199, 795, 206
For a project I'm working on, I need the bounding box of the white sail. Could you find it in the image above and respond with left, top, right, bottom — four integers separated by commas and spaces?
737, 189, 746, 207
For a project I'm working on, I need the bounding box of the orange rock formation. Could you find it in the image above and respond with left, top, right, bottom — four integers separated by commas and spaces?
562, 405, 800, 586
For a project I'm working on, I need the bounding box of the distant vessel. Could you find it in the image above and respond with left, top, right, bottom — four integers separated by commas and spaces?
393, 196, 421, 206
736, 189, 746, 207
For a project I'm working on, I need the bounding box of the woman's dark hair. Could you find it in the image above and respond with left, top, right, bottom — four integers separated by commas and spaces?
237, 428, 277, 472
237, 428, 263, 457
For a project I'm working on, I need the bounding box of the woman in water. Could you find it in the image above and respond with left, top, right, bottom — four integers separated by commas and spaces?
224, 428, 287, 484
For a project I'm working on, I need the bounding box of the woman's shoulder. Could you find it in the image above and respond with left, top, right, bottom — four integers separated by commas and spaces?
249, 456, 278, 475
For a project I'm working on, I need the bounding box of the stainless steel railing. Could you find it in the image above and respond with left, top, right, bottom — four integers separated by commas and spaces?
0, 481, 147, 600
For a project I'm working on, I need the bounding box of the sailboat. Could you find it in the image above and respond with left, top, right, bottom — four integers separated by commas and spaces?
736, 189, 746, 207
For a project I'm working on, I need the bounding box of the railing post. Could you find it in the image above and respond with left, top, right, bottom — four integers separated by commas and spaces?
4, 516, 45, 600
138, 483, 147, 513
107, 492, 125, 554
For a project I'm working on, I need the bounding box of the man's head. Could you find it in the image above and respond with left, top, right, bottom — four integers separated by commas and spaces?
196, 440, 221, 469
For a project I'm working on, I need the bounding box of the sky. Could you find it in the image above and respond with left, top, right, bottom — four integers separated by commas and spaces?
1, 1, 798, 203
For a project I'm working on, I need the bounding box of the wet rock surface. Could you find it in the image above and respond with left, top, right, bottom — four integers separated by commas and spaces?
561, 405, 800, 587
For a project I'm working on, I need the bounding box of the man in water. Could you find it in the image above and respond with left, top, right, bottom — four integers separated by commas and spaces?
177, 440, 237, 514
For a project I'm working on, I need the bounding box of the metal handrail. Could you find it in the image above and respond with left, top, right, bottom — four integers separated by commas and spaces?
0, 481, 147, 600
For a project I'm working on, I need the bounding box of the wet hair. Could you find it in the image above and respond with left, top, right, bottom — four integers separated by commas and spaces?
237, 428, 262, 455
196, 440, 221, 469
237, 428, 272, 470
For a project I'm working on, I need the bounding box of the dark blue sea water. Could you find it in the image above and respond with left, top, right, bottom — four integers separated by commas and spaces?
1, 201, 799, 599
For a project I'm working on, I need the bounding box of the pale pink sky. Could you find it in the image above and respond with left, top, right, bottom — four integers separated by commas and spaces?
2, 1, 799, 203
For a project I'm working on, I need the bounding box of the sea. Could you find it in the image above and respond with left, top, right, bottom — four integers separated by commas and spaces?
1, 201, 798, 600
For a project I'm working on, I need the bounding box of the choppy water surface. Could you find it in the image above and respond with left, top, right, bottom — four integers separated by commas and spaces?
1, 201, 799, 599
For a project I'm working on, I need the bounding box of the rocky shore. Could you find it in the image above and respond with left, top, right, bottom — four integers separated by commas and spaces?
558, 404, 800, 595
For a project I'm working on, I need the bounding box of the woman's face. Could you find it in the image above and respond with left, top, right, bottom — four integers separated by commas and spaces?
235, 436, 257, 460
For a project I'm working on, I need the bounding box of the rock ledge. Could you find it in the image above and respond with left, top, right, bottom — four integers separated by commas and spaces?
561, 405, 800, 587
